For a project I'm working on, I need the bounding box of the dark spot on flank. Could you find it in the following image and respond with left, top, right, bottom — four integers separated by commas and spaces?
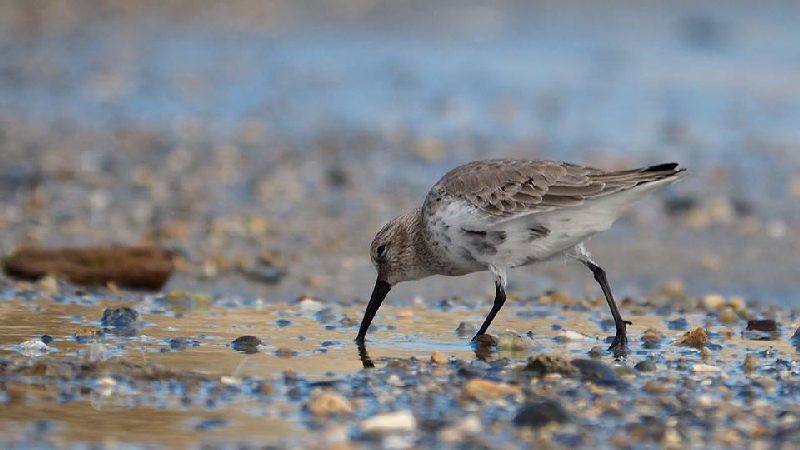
461, 228, 486, 237
560, 218, 571, 223
459, 247, 478, 263
474, 241, 497, 255
529, 224, 550, 239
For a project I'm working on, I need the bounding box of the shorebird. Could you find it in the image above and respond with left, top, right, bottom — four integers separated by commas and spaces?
356, 159, 686, 356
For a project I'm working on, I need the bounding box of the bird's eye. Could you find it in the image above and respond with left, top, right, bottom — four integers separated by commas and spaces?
376, 244, 387, 258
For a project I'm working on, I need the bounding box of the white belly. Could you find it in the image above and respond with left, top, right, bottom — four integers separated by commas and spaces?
427, 198, 624, 272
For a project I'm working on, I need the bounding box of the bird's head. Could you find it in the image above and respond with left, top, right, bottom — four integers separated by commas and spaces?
369, 209, 426, 286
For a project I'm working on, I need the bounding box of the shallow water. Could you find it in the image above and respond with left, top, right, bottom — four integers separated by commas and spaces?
2, 287, 799, 447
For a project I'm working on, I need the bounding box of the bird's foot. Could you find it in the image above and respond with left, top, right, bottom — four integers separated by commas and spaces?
607, 320, 630, 358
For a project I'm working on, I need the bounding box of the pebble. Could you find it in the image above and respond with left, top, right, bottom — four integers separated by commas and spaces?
230, 335, 261, 353
243, 261, 285, 284
474, 334, 497, 346
461, 379, 521, 401
675, 327, 707, 349
396, 310, 414, 319
588, 346, 604, 358
692, 364, 722, 373
297, 296, 325, 312
718, 307, 737, 324
496, 331, 530, 350
360, 411, 417, 435
791, 328, 800, 347
74, 327, 102, 343
556, 330, 591, 342
728, 296, 747, 312
439, 416, 481, 443
18, 339, 48, 357
571, 359, 622, 385
513, 399, 569, 428
701, 294, 725, 310
746, 319, 777, 332
641, 328, 664, 348
525, 354, 578, 377
455, 322, 476, 337
307, 390, 354, 418
100, 307, 139, 328
634, 360, 657, 372
275, 347, 297, 358
743, 354, 759, 373
430, 351, 448, 364
220, 376, 242, 386
744, 319, 780, 340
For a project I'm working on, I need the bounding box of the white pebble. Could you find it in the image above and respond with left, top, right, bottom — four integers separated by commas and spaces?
18, 340, 48, 357
361, 410, 417, 435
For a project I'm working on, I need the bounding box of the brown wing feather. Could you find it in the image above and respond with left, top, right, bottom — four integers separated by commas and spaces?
430, 158, 684, 217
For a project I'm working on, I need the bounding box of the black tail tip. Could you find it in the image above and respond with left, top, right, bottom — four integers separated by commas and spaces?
645, 162, 680, 172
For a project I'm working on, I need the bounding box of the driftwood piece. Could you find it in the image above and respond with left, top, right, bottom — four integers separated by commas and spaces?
3, 246, 174, 291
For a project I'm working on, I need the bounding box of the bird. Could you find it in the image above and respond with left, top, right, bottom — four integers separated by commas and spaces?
355, 158, 686, 356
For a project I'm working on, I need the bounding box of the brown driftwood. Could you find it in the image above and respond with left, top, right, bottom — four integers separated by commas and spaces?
4, 246, 174, 291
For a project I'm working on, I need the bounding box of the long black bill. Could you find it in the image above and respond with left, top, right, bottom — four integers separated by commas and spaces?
355, 278, 392, 342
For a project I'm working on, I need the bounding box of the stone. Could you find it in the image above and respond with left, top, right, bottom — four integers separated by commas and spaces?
461, 379, 521, 401
307, 390, 354, 417
588, 346, 604, 358
641, 328, 664, 348
513, 399, 569, 428
360, 411, 417, 435
556, 330, 591, 342
100, 307, 139, 328
230, 335, 261, 354
692, 364, 722, 373
728, 296, 747, 312
675, 327, 707, 349
18, 339, 48, 357
497, 331, 530, 350
275, 347, 297, 358
634, 360, 657, 372
746, 319, 777, 332
571, 359, 622, 385
525, 354, 578, 377
430, 351, 448, 364
701, 294, 725, 310
455, 322, 476, 337
474, 334, 497, 346
743, 354, 759, 373
744, 320, 780, 340
718, 307, 737, 324
3, 246, 173, 290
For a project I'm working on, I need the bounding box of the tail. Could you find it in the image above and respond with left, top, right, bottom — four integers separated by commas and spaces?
590, 162, 687, 191
638, 162, 687, 184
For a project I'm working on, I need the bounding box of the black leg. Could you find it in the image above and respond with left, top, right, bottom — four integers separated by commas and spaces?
356, 341, 374, 368
582, 261, 630, 357
472, 281, 507, 341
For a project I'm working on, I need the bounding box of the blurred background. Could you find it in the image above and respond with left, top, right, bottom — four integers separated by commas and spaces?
1, 0, 799, 305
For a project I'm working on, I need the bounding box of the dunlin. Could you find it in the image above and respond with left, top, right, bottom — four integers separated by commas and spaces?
357, 159, 686, 356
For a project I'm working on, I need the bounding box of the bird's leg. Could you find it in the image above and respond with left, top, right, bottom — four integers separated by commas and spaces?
356, 341, 374, 368
472, 267, 508, 341
582, 261, 630, 357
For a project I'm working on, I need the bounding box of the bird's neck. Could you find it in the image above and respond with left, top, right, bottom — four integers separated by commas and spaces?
399, 208, 439, 281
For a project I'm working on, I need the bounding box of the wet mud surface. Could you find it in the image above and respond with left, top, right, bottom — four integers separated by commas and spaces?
1, 0, 800, 448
